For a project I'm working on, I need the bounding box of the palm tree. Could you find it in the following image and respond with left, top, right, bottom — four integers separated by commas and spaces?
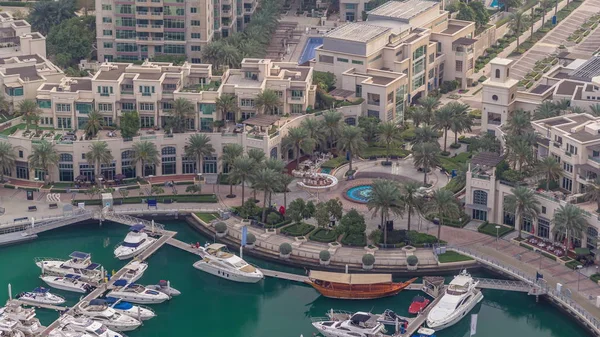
590, 103, 600, 117
506, 138, 533, 170
366, 179, 404, 244
552, 204, 588, 250
0, 141, 15, 182
584, 178, 600, 212
132, 141, 160, 178
472, 133, 501, 153
216, 94, 238, 121
410, 106, 427, 128
534, 101, 558, 120
28, 140, 58, 182
255, 89, 281, 115
253, 168, 277, 222
554, 99, 571, 114
411, 126, 439, 146
300, 117, 326, 151
84, 110, 104, 137
248, 148, 266, 166
413, 142, 441, 184
338, 125, 367, 172
418, 96, 440, 125
322, 110, 343, 148
282, 127, 316, 165
0, 95, 9, 114
426, 189, 461, 242
505, 186, 540, 239
167, 98, 195, 133
377, 122, 402, 162
221, 143, 243, 197
509, 11, 526, 50
434, 105, 454, 152
402, 181, 422, 232
17, 100, 41, 131
277, 173, 294, 210
503, 109, 532, 137
446, 102, 472, 145
185, 134, 215, 175
536, 157, 562, 191
540, 0, 553, 27
568, 106, 586, 114
229, 156, 255, 205
85, 141, 114, 182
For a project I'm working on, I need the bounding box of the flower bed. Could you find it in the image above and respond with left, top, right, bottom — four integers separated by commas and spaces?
523, 236, 566, 257
281, 222, 315, 236
309, 228, 338, 243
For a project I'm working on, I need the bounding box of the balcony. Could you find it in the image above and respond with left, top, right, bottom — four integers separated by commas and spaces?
488, 119, 501, 125
142, 92, 152, 96
565, 150, 572, 157
589, 155, 600, 164
553, 142, 562, 148
471, 173, 490, 180
121, 90, 134, 95
100, 93, 110, 97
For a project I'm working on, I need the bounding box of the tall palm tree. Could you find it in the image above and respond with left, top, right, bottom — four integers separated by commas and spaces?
221, 143, 243, 197
540, 0, 553, 27
282, 127, 316, 165
472, 133, 501, 153
402, 181, 422, 232
216, 94, 238, 121
552, 204, 588, 250
366, 179, 404, 244
265, 158, 285, 173
85, 141, 114, 182
426, 189, 461, 242
17, 100, 41, 131
185, 134, 215, 175
219, 43, 242, 69
554, 99, 571, 114
377, 122, 402, 162
255, 89, 281, 115
322, 110, 343, 148
534, 101, 558, 120
253, 168, 277, 222
509, 11, 526, 50
411, 126, 440, 147
584, 178, 600, 212
447, 102, 472, 145
338, 125, 367, 172
589, 103, 600, 117
503, 109, 532, 137
229, 156, 255, 205
505, 186, 540, 239
28, 140, 58, 182
167, 98, 195, 133
300, 117, 326, 151
278, 173, 294, 210
413, 142, 441, 184
434, 105, 453, 152
0, 141, 15, 182
132, 141, 160, 178
507, 138, 534, 171
418, 96, 440, 125
248, 148, 266, 166
410, 106, 427, 128
84, 110, 104, 137
536, 157, 562, 191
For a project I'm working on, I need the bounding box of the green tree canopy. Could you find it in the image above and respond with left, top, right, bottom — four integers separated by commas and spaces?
47, 16, 95, 68
120, 111, 140, 139
336, 209, 367, 237
27, 0, 76, 35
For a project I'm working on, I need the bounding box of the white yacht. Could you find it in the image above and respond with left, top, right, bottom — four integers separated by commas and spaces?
146, 280, 180, 297
49, 326, 95, 337
60, 316, 123, 337
193, 243, 263, 283
76, 300, 141, 332
426, 269, 483, 331
312, 311, 387, 337
121, 261, 148, 284
106, 280, 170, 304
35, 252, 103, 283
40, 275, 95, 293
0, 303, 45, 336
114, 225, 156, 260
16, 287, 65, 305
0, 316, 25, 337
102, 297, 156, 321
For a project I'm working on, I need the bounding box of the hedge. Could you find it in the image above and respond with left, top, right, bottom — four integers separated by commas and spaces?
0, 2, 28, 6
341, 233, 366, 246
309, 228, 338, 243
477, 222, 513, 237
565, 260, 583, 270
590, 273, 600, 283
321, 156, 349, 169
360, 146, 409, 159
281, 223, 315, 236
266, 219, 292, 229
73, 193, 218, 205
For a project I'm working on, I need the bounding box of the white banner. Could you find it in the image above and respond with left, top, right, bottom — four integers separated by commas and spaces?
470, 314, 478, 336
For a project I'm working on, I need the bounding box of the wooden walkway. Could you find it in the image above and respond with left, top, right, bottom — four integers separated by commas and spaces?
262, 269, 309, 283
166, 237, 201, 255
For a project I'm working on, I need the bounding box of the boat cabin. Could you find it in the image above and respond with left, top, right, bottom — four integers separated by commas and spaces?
447, 275, 472, 296
205, 244, 234, 259
349, 312, 378, 328
309, 271, 393, 289
130, 224, 146, 233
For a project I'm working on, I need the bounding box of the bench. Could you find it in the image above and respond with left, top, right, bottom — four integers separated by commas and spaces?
49, 203, 58, 209
13, 217, 27, 222
28, 206, 37, 212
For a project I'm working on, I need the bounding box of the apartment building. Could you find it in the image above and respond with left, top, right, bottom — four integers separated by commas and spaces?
0, 12, 47, 59
96, 0, 257, 63
311, 0, 488, 121
338, 0, 372, 22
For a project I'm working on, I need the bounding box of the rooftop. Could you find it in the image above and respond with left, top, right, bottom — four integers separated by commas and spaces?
325, 22, 390, 42
555, 80, 582, 95
0, 54, 44, 65
569, 56, 600, 81
2, 65, 41, 81
95, 64, 128, 81
471, 152, 504, 168
453, 37, 478, 47
367, 0, 439, 21
440, 23, 466, 35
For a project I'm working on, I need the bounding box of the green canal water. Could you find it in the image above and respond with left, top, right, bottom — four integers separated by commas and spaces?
0, 220, 592, 337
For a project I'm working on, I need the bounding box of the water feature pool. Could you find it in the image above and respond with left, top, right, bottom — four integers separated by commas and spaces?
298, 37, 323, 65
345, 185, 373, 203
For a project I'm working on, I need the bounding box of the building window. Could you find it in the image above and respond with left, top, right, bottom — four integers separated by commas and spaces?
538, 218, 550, 239
139, 103, 155, 111
103, 17, 112, 23
103, 30, 113, 36
16, 161, 28, 179
587, 226, 598, 249
191, 58, 201, 63
98, 103, 113, 112
101, 162, 116, 181
412, 73, 425, 89
291, 104, 303, 114
57, 117, 72, 129
191, 20, 201, 26
495, 69, 501, 78
337, 58, 349, 63
367, 93, 380, 106
161, 146, 177, 175
102, 4, 112, 10
240, 99, 255, 107
191, 46, 201, 51
413, 58, 425, 74
563, 162, 573, 173
355, 85, 362, 97
121, 150, 136, 178
56, 104, 71, 112
344, 117, 356, 126
79, 164, 95, 182
200, 117, 213, 131
455, 60, 463, 72
562, 177, 572, 191
429, 53, 434, 64
191, 7, 197, 13
351, 60, 363, 65
473, 190, 488, 205
203, 155, 217, 173
164, 44, 185, 54
542, 206, 546, 214
122, 103, 135, 111
413, 45, 426, 60
191, 33, 201, 39
38, 100, 51, 109
319, 55, 334, 64
140, 116, 155, 128
492, 95, 498, 101
182, 156, 196, 174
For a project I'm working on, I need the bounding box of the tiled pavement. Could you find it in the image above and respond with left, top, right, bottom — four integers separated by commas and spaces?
574, 24, 600, 54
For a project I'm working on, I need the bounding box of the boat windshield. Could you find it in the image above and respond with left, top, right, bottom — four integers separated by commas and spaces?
94, 326, 107, 335
447, 284, 468, 295
122, 239, 145, 248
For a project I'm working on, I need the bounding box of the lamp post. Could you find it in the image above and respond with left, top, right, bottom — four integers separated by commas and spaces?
495, 225, 501, 245
577, 265, 583, 291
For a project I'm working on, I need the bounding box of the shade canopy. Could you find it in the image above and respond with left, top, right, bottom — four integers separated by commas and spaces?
243, 114, 280, 127
308, 270, 392, 285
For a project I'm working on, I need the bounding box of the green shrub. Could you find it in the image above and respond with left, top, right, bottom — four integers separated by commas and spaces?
214, 222, 228, 233
342, 233, 366, 246
362, 254, 375, 265
319, 250, 331, 261
279, 243, 292, 255
281, 223, 315, 236
0, 2, 28, 7
400, 127, 416, 141
541, 251, 557, 261
407, 255, 419, 266
520, 242, 534, 251
266, 219, 292, 229
565, 260, 582, 270
590, 273, 600, 283
440, 151, 450, 157
321, 156, 349, 169
246, 233, 256, 244
310, 228, 338, 242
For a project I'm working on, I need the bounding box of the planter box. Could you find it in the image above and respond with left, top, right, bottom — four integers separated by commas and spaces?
280, 252, 291, 259
266, 228, 276, 234
407, 263, 419, 271
320, 259, 330, 266
216, 230, 228, 238
362, 263, 373, 270
364, 246, 379, 252
246, 242, 255, 249
328, 242, 341, 248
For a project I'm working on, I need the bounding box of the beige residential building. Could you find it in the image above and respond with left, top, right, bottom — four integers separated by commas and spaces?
0, 12, 47, 59
95, 0, 257, 63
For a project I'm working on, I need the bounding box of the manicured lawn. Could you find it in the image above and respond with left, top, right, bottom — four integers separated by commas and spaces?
309, 228, 338, 243
360, 146, 409, 159
590, 273, 600, 283
266, 219, 292, 229
565, 260, 583, 270
438, 251, 474, 263
73, 194, 218, 205
477, 222, 514, 237
341, 233, 366, 246
443, 179, 465, 194
0, 123, 26, 136
196, 212, 220, 223
437, 152, 472, 172
321, 156, 349, 169
281, 222, 315, 236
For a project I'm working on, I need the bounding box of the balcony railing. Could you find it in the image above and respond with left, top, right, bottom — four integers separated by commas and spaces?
142, 92, 152, 96
100, 93, 110, 97
488, 119, 501, 125
121, 90, 134, 95
553, 142, 561, 148
291, 96, 303, 101
588, 155, 600, 164
472, 173, 490, 180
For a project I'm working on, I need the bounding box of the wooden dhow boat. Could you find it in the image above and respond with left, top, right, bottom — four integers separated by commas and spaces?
306, 271, 417, 300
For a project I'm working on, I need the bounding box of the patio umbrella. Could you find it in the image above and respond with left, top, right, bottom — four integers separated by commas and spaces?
75, 175, 87, 181
114, 174, 126, 180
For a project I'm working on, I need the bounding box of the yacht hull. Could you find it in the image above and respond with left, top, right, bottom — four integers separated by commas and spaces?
114, 239, 155, 260
40, 277, 90, 293
88, 319, 141, 332
35, 261, 101, 282
192, 261, 263, 283
427, 290, 483, 331
105, 291, 169, 304
112, 306, 155, 321
17, 292, 65, 305
312, 322, 371, 337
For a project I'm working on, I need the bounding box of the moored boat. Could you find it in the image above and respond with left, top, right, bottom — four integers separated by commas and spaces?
16, 287, 65, 305
408, 295, 430, 315
106, 280, 170, 304
102, 297, 156, 321
193, 243, 263, 283
75, 300, 141, 331
39, 275, 95, 294
59, 315, 123, 337
146, 280, 180, 296
312, 311, 387, 337
0, 302, 45, 336
35, 252, 103, 283
114, 225, 156, 260
306, 271, 417, 300
121, 261, 148, 284
0, 316, 25, 337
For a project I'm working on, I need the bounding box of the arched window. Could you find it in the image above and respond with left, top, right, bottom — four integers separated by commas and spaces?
473, 190, 487, 205
161, 146, 176, 156
59, 153, 73, 162
270, 147, 278, 159
587, 226, 598, 249
495, 69, 500, 78
344, 117, 356, 126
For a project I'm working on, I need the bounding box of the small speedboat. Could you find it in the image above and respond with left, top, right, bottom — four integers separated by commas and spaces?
40, 275, 95, 293
408, 295, 431, 315
114, 225, 156, 260
16, 287, 65, 305
60, 315, 123, 337
312, 311, 386, 337
0, 302, 45, 336
376, 309, 409, 326
146, 280, 180, 297
102, 297, 156, 321
106, 280, 170, 304
76, 300, 141, 332
121, 261, 148, 284
412, 327, 436, 337
35, 252, 104, 283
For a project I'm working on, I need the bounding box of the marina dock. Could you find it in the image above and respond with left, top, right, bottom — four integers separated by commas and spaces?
262, 269, 309, 283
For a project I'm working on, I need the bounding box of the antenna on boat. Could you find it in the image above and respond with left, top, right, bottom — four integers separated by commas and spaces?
8, 283, 12, 300
151, 220, 155, 233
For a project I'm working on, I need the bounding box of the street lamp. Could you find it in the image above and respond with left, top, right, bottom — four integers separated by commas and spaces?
495, 225, 501, 245
577, 265, 583, 291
